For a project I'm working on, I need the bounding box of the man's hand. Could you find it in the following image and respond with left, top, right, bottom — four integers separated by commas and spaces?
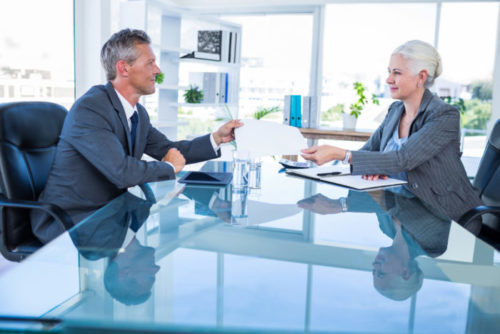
212, 120, 243, 146
162, 148, 185, 173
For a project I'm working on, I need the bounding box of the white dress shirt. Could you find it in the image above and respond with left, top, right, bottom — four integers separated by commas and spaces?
114, 88, 219, 168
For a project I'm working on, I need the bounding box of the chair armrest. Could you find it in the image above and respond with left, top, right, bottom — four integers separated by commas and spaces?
458, 205, 500, 226
139, 183, 157, 204
0, 198, 73, 230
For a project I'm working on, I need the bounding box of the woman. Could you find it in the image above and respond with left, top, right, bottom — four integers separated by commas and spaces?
301, 40, 482, 231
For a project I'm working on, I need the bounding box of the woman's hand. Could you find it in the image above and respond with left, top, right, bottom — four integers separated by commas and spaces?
362, 174, 388, 181
301, 145, 346, 165
297, 194, 342, 215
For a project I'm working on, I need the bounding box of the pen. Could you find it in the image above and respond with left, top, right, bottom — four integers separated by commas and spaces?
317, 171, 342, 177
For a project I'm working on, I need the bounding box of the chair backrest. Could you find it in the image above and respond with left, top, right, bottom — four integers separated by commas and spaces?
0, 101, 67, 254
473, 119, 500, 204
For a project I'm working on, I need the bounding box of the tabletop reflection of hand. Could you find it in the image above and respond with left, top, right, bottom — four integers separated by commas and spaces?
297, 193, 343, 215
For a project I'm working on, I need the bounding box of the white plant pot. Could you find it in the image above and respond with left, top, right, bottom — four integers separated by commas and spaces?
342, 113, 358, 131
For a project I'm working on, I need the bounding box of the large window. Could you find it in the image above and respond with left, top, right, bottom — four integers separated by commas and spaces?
438, 2, 498, 156
223, 14, 313, 121
0, 0, 75, 109
320, 3, 437, 131
319, 2, 498, 156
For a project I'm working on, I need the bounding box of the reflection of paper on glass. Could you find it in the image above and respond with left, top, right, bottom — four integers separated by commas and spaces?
246, 200, 301, 225
235, 119, 306, 158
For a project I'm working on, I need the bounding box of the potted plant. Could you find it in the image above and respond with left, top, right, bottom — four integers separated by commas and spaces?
343, 82, 379, 130
183, 85, 204, 104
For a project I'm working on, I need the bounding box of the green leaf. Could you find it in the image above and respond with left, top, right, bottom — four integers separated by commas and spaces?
253, 106, 280, 120
155, 72, 165, 84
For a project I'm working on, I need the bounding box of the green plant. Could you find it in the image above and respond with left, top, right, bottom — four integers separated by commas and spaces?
155, 72, 164, 84
461, 98, 492, 132
347, 82, 380, 118
470, 80, 492, 100
441, 96, 466, 114
183, 85, 204, 103
253, 106, 280, 120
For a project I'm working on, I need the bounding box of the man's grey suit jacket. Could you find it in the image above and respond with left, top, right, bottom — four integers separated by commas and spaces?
351, 89, 482, 222
31, 82, 219, 243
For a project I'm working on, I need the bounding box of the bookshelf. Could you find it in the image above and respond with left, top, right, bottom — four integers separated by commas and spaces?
119, 0, 242, 140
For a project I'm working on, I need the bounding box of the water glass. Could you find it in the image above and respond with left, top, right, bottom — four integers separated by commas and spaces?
231, 187, 248, 225
232, 150, 250, 189
248, 158, 262, 189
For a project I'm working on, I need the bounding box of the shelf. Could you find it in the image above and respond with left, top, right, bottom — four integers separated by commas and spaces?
174, 103, 238, 108
179, 58, 240, 68
157, 84, 189, 91
161, 47, 191, 54
299, 128, 372, 142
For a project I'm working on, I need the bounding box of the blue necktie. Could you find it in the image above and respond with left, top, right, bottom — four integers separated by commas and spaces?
130, 111, 138, 151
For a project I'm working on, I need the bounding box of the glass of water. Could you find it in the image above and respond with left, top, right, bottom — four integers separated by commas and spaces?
232, 150, 250, 189
248, 157, 262, 189
231, 187, 249, 225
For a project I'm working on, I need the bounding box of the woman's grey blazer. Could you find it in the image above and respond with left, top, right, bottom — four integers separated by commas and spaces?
31, 82, 219, 243
351, 89, 482, 222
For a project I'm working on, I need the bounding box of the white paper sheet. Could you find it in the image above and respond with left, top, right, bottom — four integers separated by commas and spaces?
235, 119, 306, 158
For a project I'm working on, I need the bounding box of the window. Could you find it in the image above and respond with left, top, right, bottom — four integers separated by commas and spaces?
321, 3, 436, 131
438, 2, 499, 156
0, 0, 74, 109
222, 14, 313, 121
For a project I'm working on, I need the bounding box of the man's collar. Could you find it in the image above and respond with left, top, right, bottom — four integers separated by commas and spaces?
114, 87, 137, 119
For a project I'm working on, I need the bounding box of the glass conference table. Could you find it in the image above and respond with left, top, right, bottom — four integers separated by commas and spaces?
0, 159, 499, 333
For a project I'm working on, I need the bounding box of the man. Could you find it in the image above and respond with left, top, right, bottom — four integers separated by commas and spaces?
31, 29, 242, 243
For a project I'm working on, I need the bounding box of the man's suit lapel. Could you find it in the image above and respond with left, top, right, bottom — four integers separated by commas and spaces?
105, 82, 134, 155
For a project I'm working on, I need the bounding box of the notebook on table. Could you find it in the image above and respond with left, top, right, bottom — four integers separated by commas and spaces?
286, 165, 407, 190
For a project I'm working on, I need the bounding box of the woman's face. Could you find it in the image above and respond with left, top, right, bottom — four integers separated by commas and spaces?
386, 53, 420, 101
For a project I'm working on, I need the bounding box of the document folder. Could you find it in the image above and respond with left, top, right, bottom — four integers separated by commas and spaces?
286, 165, 407, 190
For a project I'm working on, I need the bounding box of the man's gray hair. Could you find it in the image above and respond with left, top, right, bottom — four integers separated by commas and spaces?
101, 28, 151, 81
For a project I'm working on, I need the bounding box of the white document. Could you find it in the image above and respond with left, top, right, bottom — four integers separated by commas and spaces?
286, 165, 407, 190
235, 119, 306, 158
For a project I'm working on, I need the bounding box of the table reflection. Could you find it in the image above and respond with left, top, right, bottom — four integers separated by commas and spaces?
298, 187, 452, 301
69, 192, 158, 305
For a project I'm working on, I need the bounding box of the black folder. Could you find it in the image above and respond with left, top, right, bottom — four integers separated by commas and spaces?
178, 171, 233, 186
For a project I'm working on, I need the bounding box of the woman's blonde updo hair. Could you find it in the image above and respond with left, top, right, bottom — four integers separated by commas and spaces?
392, 40, 442, 88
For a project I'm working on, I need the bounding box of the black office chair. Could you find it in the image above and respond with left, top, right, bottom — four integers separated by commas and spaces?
0, 102, 73, 261
459, 119, 500, 248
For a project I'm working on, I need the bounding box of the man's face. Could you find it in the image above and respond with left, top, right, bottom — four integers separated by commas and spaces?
127, 43, 161, 96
